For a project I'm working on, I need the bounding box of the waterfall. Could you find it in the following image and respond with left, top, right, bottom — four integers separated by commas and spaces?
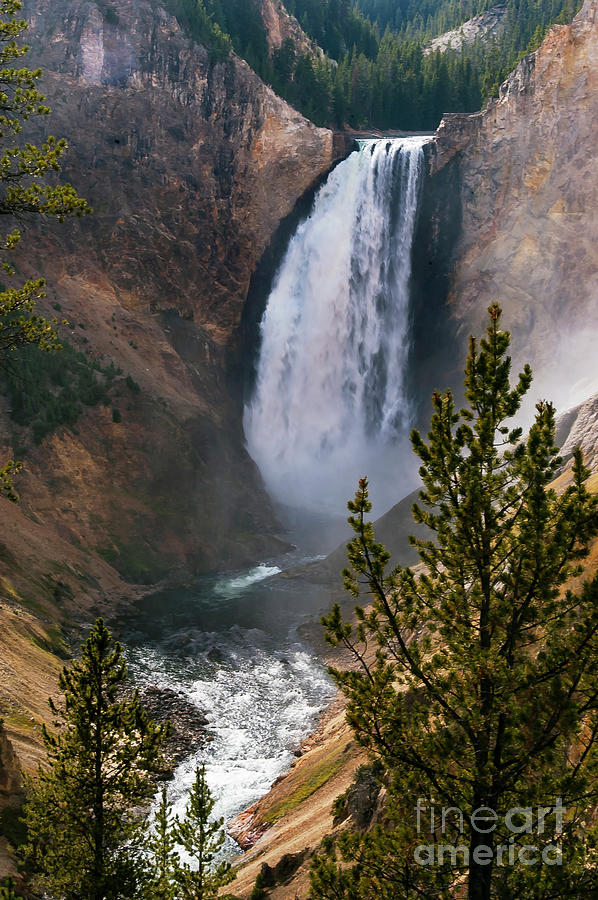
244, 137, 428, 515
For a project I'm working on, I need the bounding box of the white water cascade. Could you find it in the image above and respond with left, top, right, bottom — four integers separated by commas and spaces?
244, 137, 428, 514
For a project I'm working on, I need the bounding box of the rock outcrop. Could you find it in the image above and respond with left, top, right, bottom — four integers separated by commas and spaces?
425, 4, 507, 54
0, 723, 22, 808
258, 0, 318, 57
557, 391, 598, 472
428, 0, 598, 415
135, 686, 211, 767
0, 0, 341, 587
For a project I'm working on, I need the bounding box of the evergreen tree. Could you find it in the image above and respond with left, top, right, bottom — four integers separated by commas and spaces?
314, 305, 598, 899
0, 877, 21, 899
20, 618, 168, 900
173, 764, 235, 900
145, 787, 179, 900
0, 457, 20, 500
0, 0, 88, 360
0, 0, 88, 500
166, 0, 582, 131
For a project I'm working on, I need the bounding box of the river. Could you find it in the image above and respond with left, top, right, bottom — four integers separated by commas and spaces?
121, 513, 348, 857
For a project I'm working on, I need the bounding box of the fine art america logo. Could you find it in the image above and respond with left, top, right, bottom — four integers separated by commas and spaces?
414, 798, 564, 867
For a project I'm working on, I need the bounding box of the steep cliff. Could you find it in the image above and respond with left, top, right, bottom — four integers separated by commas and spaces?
0, 0, 340, 591
22, 0, 336, 337
428, 0, 598, 415
258, 0, 318, 56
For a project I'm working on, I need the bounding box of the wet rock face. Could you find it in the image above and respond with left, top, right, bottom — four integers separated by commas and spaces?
410, 145, 464, 422
137, 686, 211, 768
428, 0, 598, 413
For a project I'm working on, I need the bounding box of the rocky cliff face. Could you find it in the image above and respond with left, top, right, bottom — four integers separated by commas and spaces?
427, 0, 598, 415
0, 0, 340, 590
23, 0, 336, 338
425, 4, 506, 55
258, 0, 318, 57
558, 391, 598, 472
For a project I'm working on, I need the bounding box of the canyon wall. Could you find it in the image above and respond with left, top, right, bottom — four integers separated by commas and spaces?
427, 0, 598, 418
0, 0, 341, 598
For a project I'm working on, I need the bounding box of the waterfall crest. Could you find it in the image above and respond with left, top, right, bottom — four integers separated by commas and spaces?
244, 137, 428, 514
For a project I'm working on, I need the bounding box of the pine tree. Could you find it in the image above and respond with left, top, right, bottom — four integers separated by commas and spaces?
145, 787, 179, 900
20, 618, 168, 900
314, 305, 598, 899
173, 764, 236, 900
0, 877, 20, 899
0, 0, 89, 360
0, 457, 20, 501
0, 0, 89, 500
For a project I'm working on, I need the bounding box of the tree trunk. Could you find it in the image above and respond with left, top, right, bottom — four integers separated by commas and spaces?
468, 831, 494, 900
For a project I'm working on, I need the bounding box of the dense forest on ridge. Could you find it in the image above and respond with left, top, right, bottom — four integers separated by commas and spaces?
163, 0, 582, 130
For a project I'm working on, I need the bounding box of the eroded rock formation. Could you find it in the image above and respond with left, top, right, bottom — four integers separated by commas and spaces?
0, 0, 341, 589
258, 0, 318, 56
428, 0, 598, 415
425, 4, 507, 54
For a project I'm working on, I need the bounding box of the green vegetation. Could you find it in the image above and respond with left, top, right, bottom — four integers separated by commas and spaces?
169, 764, 236, 899
97, 536, 176, 585
31, 622, 69, 659
145, 787, 179, 900
313, 306, 598, 898
0, 877, 21, 899
0, 0, 89, 355
330, 759, 383, 826
20, 619, 169, 899
126, 374, 141, 393
164, 0, 582, 131
249, 876, 268, 900
13, 619, 237, 898
96, 0, 120, 25
0, 806, 27, 856
263, 746, 349, 824
357, 0, 487, 34
1, 332, 142, 448
2, 340, 123, 445
143, 770, 237, 900
0, 0, 88, 499
285, 0, 379, 58
104, 6, 119, 25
